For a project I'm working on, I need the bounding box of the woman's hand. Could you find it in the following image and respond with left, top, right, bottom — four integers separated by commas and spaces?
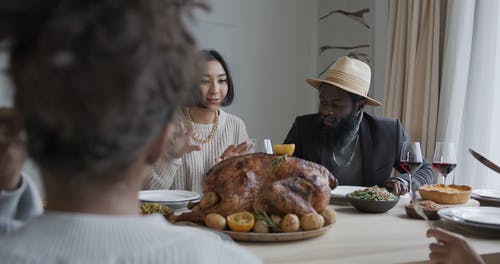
166, 121, 201, 159
426, 228, 484, 264
215, 141, 250, 163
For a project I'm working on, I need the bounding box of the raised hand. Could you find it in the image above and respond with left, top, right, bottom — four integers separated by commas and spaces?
427, 228, 484, 264
215, 141, 250, 163
166, 121, 201, 159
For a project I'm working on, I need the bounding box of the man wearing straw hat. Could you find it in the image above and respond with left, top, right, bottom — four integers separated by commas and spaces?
284, 56, 433, 195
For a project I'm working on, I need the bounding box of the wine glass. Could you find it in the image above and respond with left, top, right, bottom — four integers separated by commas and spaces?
432, 142, 457, 185
247, 138, 273, 154
399, 141, 423, 197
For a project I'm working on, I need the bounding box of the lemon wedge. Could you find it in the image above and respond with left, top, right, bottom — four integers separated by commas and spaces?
272, 144, 295, 156
227, 211, 255, 232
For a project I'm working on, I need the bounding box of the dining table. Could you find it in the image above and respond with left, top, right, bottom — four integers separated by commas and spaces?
237, 196, 500, 264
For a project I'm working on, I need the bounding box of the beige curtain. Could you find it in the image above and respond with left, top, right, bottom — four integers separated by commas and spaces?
384, 0, 446, 158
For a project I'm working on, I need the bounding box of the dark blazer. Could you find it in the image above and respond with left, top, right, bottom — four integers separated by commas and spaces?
284, 112, 433, 187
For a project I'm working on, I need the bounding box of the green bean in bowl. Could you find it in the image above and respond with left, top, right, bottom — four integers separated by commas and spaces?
347, 186, 398, 201
347, 186, 399, 213
140, 202, 173, 215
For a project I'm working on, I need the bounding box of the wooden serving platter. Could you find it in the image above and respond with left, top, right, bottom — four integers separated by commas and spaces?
176, 221, 334, 242
222, 224, 333, 242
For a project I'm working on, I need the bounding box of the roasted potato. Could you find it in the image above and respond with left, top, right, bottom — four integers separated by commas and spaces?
300, 213, 325, 231
253, 220, 270, 233
187, 201, 199, 210
167, 214, 177, 222
321, 207, 336, 225
280, 214, 300, 232
190, 205, 201, 212
204, 213, 226, 230
199, 192, 219, 209
271, 214, 282, 226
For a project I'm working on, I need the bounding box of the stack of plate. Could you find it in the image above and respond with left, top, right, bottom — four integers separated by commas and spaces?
471, 189, 500, 206
438, 206, 500, 232
138, 190, 200, 209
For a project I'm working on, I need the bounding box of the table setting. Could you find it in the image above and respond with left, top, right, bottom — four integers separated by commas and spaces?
238, 142, 500, 263
136, 142, 500, 263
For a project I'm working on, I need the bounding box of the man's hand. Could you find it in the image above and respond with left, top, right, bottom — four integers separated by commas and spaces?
215, 141, 250, 163
384, 178, 408, 196
426, 228, 484, 264
0, 108, 26, 191
166, 121, 201, 159
329, 175, 338, 189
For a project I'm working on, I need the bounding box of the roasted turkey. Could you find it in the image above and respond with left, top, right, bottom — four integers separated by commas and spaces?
175, 153, 337, 223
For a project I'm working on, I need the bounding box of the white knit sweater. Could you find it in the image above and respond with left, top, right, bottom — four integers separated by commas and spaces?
0, 212, 261, 264
143, 109, 249, 194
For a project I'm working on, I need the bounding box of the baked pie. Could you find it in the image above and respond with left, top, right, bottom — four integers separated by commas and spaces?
418, 184, 471, 204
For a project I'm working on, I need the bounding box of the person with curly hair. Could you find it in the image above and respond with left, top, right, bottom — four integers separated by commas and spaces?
0, 0, 260, 263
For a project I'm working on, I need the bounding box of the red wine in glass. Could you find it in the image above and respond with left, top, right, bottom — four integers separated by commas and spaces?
399, 141, 423, 197
432, 162, 457, 175
400, 161, 423, 174
433, 142, 457, 185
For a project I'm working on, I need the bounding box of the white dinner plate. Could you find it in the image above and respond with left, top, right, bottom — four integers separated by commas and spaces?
438, 207, 500, 232
449, 207, 500, 226
331, 186, 365, 198
138, 190, 200, 209
472, 189, 500, 200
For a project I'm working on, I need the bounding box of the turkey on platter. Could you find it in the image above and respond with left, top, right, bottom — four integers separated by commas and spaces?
174, 153, 337, 223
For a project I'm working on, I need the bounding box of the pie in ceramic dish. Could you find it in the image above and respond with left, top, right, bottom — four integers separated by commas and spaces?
418, 184, 472, 204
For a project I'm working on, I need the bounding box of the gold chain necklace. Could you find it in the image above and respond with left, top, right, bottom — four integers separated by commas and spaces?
332, 134, 359, 167
183, 107, 219, 144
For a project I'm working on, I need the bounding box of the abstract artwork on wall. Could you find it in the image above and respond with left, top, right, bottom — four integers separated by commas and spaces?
318, 7, 372, 77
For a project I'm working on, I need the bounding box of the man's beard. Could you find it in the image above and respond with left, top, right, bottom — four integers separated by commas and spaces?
319, 109, 360, 150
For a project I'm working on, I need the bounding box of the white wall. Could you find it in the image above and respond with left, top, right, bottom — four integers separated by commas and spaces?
191, 0, 388, 143
190, 0, 319, 143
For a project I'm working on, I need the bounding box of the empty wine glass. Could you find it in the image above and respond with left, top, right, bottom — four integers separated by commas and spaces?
399, 141, 423, 197
432, 142, 457, 185
247, 138, 273, 154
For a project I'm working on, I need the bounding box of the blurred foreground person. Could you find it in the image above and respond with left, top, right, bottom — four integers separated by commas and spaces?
0, 108, 43, 234
0, 0, 260, 263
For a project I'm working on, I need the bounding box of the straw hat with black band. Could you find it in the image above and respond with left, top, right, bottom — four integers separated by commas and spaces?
306, 56, 382, 106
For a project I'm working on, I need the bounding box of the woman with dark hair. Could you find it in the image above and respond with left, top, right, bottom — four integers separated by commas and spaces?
143, 49, 250, 194
0, 1, 259, 263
